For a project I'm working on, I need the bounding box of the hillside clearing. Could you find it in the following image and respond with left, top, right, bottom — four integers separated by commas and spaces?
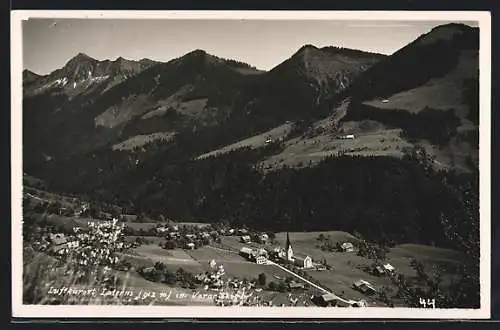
196, 123, 293, 160
112, 132, 175, 151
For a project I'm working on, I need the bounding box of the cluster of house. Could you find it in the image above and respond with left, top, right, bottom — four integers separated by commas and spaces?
32, 222, 135, 263
239, 232, 314, 269
239, 232, 269, 244
159, 227, 217, 250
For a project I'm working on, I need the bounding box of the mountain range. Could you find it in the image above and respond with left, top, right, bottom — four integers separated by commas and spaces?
22, 23, 480, 246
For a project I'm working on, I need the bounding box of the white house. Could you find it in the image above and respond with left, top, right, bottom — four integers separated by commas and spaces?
240, 235, 251, 243
341, 242, 354, 252
293, 255, 313, 269
156, 226, 168, 233
255, 256, 268, 265
383, 263, 396, 274
186, 242, 195, 250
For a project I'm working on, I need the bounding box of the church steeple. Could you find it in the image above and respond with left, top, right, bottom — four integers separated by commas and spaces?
286, 232, 293, 261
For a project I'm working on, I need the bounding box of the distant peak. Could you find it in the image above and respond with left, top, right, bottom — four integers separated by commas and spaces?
299, 44, 319, 51
295, 44, 319, 55
74, 52, 94, 60
65, 52, 96, 66
187, 49, 208, 57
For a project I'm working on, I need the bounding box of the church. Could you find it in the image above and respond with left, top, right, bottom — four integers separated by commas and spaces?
279, 232, 313, 269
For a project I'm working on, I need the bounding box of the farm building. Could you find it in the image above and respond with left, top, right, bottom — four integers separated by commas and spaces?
373, 265, 386, 276
288, 281, 305, 290
209, 259, 217, 268
353, 280, 377, 295
238, 229, 249, 235
383, 263, 396, 274
312, 294, 351, 307
293, 255, 313, 269
336, 134, 356, 140
156, 226, 168, 233
340, 242, 354, 252
239, 247, 254, 259
228, 229, 235, 235
185, 242, 195, 250
240, 235, 251, 243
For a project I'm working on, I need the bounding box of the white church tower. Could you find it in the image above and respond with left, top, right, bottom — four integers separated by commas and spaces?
286, 232, 294, 262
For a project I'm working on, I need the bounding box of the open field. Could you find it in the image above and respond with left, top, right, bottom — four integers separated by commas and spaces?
121, 244, 202, 273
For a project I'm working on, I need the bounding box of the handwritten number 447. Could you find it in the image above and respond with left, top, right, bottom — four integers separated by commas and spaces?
419, 298, 436, 308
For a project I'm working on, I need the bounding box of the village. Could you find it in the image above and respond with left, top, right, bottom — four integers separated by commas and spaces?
23, 185, 464, 308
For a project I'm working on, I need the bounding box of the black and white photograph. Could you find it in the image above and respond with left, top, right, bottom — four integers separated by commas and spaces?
11, 11, 491, 319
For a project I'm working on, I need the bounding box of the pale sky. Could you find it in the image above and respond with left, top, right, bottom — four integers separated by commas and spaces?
23, 19, 478, 75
